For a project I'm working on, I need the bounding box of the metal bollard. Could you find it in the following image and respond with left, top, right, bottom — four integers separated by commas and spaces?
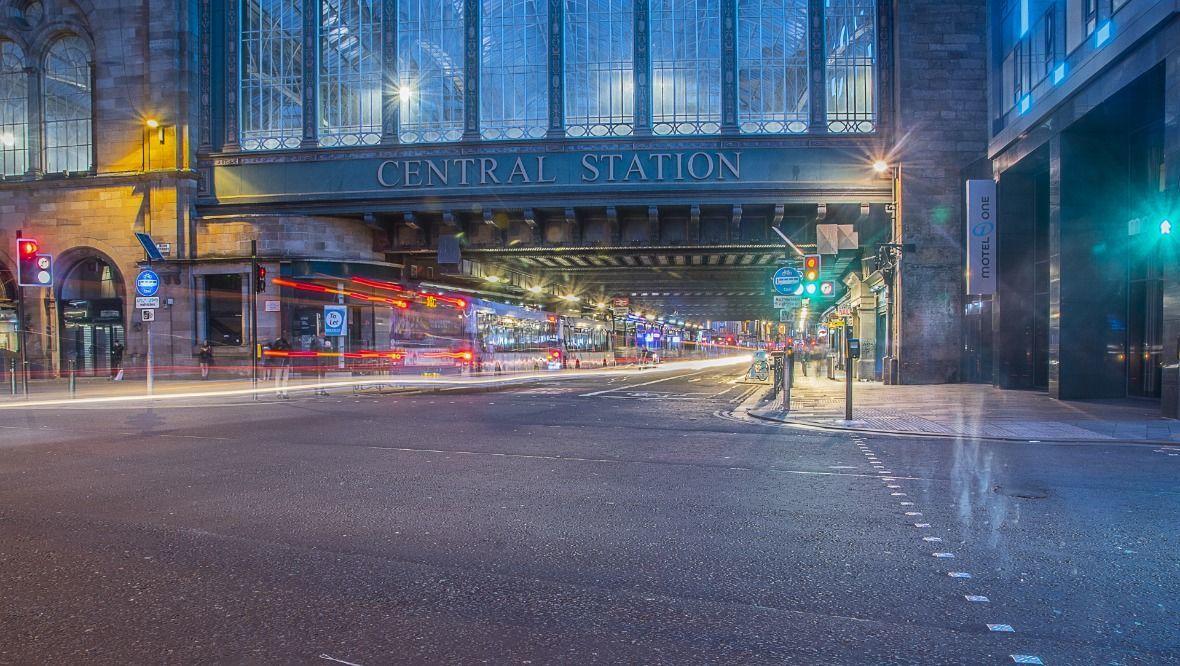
782, 351, 794, 412
68, 360, 77, 398
9, 359, 15, 395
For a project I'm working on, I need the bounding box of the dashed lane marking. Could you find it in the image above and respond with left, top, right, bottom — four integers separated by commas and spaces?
987, 624, 1016, 633
948, 572, 972, 578
965, 595, 990, 603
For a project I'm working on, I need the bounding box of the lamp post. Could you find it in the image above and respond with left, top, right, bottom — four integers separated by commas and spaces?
873, 160, 906, 384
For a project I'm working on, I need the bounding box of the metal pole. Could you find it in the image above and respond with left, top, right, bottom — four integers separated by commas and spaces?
146, 317, 154, 396
68, 359, 76, 397
16, 283, 28, 398
783, 349, 793, 411
10, 358, 16, 395
250, 240, 258, 399
844, 321, 853, 420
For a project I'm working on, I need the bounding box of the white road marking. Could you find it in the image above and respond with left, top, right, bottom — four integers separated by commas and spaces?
319, 655, 364, 666
965, 595, 990, 602
987, 624, 1015, 632
580, 371, 707, 396
948, 572, 972, 578
933, 552, 956, 558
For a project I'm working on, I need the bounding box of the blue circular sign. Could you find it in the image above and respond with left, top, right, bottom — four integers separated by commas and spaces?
771, 266, 803, 295
135, 269, 160, 297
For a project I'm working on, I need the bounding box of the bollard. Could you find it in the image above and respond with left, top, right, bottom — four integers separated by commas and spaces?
68, 360, 77, 398
9, 359, 15, 395
782, 350, 794, 412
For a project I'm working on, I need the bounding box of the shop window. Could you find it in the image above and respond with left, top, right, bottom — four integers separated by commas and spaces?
204, 274, 244, 346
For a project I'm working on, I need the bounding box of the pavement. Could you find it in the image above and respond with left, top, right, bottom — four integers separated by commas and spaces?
747, 371, 1180, 443
1, 364, 1178, 664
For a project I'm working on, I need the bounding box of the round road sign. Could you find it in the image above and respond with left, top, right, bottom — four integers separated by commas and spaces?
135, 269, 160, 297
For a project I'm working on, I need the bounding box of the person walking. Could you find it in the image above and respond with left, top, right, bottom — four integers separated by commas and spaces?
271, 336, 291, 398
110, 342, 125, 381
198, 341, 213, 379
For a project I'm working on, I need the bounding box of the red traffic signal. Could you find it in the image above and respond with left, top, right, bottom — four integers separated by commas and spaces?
16, 237, 52, 287
803, 254, 821, 281
255, 265, 267, 292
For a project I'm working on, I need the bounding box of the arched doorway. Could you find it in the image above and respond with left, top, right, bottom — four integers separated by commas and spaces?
58, 256, 124, 376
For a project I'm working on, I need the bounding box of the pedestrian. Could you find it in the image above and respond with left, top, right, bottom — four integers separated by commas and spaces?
110, 342, 125, 381
271, 336, 291, 398
312, 335, 330, 395
198, 341, 213, 379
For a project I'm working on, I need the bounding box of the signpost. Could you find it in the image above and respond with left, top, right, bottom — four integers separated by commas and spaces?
135, 269, 160, 395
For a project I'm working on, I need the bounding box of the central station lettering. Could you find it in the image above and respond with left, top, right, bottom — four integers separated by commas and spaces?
376, 151, 741, 188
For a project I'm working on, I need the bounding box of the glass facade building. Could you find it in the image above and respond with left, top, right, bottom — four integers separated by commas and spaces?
230, 0, 878, 148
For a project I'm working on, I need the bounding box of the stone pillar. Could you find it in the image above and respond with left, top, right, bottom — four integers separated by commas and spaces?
893, 0, 988, 383
198, 0, 212, 152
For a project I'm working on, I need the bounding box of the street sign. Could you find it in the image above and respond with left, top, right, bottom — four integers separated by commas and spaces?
324, 305, 347, 336
836, 304, 852, 317
772, 266, 803, 295
773, 295, 801, 309
141, 309, 155, 322
135, 296, 160, 309
135, 269, 160, 297
264, 300, 281, 312
779, 308, 792, 322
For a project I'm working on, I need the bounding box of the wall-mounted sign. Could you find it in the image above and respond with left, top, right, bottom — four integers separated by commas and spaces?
966, 179, 997, 295
323, 305, 347, 337
264, 300, 281, 312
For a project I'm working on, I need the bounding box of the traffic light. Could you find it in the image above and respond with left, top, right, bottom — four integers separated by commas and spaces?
255, 265, 267, 292
16, 238, 52, 287
802, 254, 821, 295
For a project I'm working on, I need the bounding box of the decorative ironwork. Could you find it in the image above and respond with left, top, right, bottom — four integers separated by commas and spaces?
650, 0, 722, 136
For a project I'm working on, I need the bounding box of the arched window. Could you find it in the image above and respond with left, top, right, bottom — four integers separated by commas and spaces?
0, 42, 29, 176
43, 35, 92, 173
564, 0, 633, 137
320, 0, 383, 146
240, 0, 303, 150
398, 0, 465, 143
825, 0, 875, 133
738, 0, 808, 133
480, 0, 548, 140
651, 0, 721, 135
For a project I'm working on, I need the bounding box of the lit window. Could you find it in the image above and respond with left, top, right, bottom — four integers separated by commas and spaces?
738, 0, 808, 134
399, 0, 465, 143
320, 0, 383, 147
240, 0, 303, 150
565, 0, 634, 137
825, 0, 876, 133
43, 36, 92, 173
0, 41, 29, 176
651, 0, 722, 135
480, 0, 549, 140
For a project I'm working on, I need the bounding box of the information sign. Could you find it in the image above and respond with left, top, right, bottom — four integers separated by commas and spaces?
771, 267, 803, 295
135, 296, 160, 309
324, 305, 348, 336
135, 269, 160, 297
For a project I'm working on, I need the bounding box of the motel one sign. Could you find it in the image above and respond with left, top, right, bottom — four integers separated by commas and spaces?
377, 151, 743, 189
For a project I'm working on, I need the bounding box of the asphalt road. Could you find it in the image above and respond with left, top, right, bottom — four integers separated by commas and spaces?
0, 367, 1177, 665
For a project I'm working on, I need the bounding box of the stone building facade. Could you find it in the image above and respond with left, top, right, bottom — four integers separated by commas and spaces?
0, 0, 993, 383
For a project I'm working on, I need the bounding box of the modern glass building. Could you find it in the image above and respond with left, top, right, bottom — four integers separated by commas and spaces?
0, 0, 989, 386
975, 0, 1180, 415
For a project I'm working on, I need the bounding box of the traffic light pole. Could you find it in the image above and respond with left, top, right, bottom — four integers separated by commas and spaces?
250, 240, 258, 399
146, 259, 154, 397
844, 318, 853, 421
16, 283, 27, 398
